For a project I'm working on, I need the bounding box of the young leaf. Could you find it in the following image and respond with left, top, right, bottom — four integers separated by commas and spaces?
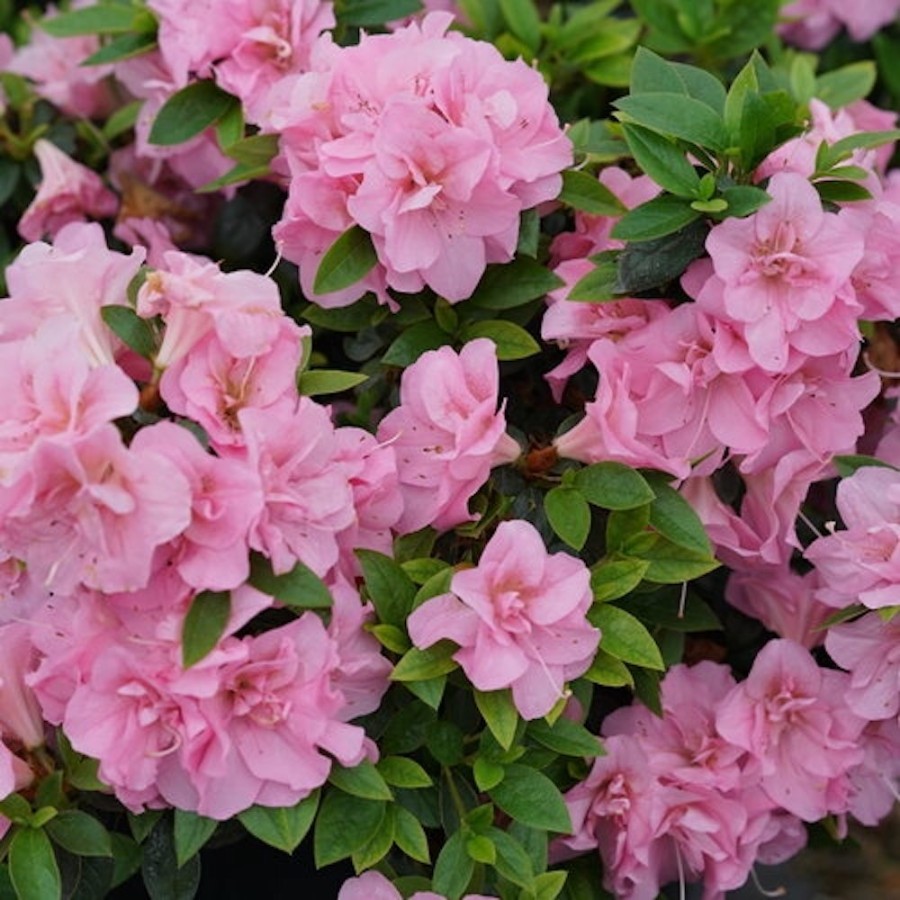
297, 369, 368, 396
181, 590, 231, 668
559, 169, 627, 216
9, 828, 62, 900
489, 765, 572, 834
103, 100, 142, 141
356, 549, 418, 627
224, 133, 279, 167
172, 811, 217, 868
238, 792, 320, 854
611, 195, 700, 242
328, 761, 393, 801
470, 257, 564, 310
312, 226, 379, 296
459, 320, 540, 361
544, 486, 591, 551
101, 305, 156, 359
584, 648, 634, 687
474, 689, 520, 751
313, 792, 385, 867
575, 462, 655, 510
247, 553, 333, 609
621, 124, 700, 197
148, 81, 238, 146
590, 603, 664, 670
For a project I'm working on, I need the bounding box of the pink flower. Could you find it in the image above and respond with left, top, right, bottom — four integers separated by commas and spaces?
779, 0, 900, 47
18, 140, 118, 242
0, 624, 45, 748
715, 639, 866, 821
338, 870, 495, 900
408, 519, 598, 719
844, 718, 900, 826
702, 172, 863, 372
377, 339, 519, 533
0, 741, 33, 840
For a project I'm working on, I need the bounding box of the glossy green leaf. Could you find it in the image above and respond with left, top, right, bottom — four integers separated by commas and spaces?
528, 718, 603, 757
614, 93, 728, 151
470, 257, 564, 310
611, 195, 700, 242
339, 0, 423, 27
559, 169, 626, 216
328, 761, 393, 801
591, 603, 664, 670
382, 321, 449, 367
9, 828, 61, 900
391, 642, 459, 682
622, 124, 700, 197
149, 81, 238, 146
46, 811, 111, 858
181, 590, 230, 668
575, 462, 654, 510
297, 369, 368, 396
459, 320, 540, 361
474, 689, 519, 751
314, 792, 386, 867
489, 765, 572, 834
433, 831, 474, 900
247, 553, 332, 609
101, 305, 156, 360
590, 558, 649, 602
584, 648, 634, 687
238, 792, 319, 854
356, 549, 417, 627
544, 487, 591, 551
313, 226, 378, 296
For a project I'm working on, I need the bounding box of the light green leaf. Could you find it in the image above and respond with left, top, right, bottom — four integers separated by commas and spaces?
238, 792, 320, 854
584, 648, 634, 687
328, 761, 393, 801
474, 689, 520, 751
377, 756, 432, 789
392, 804, 431, 863
591, 603, 664, 670
575, 462, 654, 510
590, 557, 649, 602
9, 828, 61, 900
298, 369, 368, 396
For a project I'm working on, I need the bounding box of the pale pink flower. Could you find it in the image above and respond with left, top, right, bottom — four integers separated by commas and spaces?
339, 870, 495, 900
716, 639, 866, 821
408, 519, 598, 719
18, 140, 118, 242
0, 623, 45, 748
0, 741, 33, 840
702, 172, 863, 372
0, 424, 191, 594
376, 339, 520, 534
844, 718, 900, 826
780, 0, 900, 47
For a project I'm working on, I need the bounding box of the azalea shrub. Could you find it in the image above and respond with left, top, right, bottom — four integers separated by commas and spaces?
2, 1, 900, 899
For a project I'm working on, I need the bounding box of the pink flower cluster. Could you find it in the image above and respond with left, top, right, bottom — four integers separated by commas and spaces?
779, 0, 900, 48
408, 520, 599, 719
558, 642, 899, 899
267, 12, 572, 306
0, 223, 520, 817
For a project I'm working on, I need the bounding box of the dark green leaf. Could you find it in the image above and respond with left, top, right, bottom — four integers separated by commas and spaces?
40, 4, 141, 36
566, 254, 620, 303
720, 185, 771, 218
10, 829, 61, 900
590, 603, 664, 670
474, 689, 520, 751
181, 590, 231, 668
102, 100, 142, 141
584, 648, 634, 687
426, 721, 465, 766
459, 320, 540, 361
148, 81, 238, 147
172, 812, 216, 869
590, 558, 650, 602
109, 834, 141, 889
127, 811, 163, 845
559, 169, 626, 216
738, 90, 776, 172
631, 665, 662, 716
0, 794, 30, 822
238, 792, 319, 854
196, 161, 269, 193
630, 46, 681, 95
605, 505, 651, 552
312, 226, 378, 296
214, 102, 244, 150
0, 157, 20, 208
614, 93, 729, 151
247, 553, 332, 609
833, 455, 899, 478
382, 321, 449, 367
489, 765, 572, 834
488, 826, 536, 890
575, 462, 654, 510
470, 257, 564, 310
433, 831, 474, 900
81, 32, 156, 66
297, 369, 368, 396
611, 195, 701, 242
391, 642, 459, 682
46, 811, 111, 858
625, 591, 721, 632
645, 474, 712, 555
528, 718, 603, 757
615, 218, 708, 293
406, 674, 447, 710
314, 791, 385, 867
356, 549, 417, 627
814, 180, 873, 204
339, 0, 423, 27
669, 61, 726, 113
302, 295, 381, 332
544, 487, 591, 551
622, 124, 700, 197
100, 306, 156, 360
141, 818, 200, 900
328, 761, 393, 801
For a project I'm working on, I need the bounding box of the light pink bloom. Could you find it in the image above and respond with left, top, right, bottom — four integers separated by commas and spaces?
338, 870, 495, 900
805, 465, 900, 609
0, 424, 191, 594
376, 339, 520, 534
0, 624, 45, 748
844, 718, 900, 826
703, 172, 863, 372
408, 519, 598, 719
779, 0, 900, 47
0, 741, 33, 840
18, 140, 118, 242
716, 639, 866, 821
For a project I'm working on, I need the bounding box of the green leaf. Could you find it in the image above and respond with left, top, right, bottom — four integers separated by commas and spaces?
0, 794, 30, 823
470, 257, 564, 310
459, 320, 540, 361
100, 305, 156, 360
401, 558, 450, 585
488, 827, 536, 890
720, 185, 771, 218
528, 718, 603, 757
614, 93, 729, 152
474, 689, 520, 751
247, 552, 332, 609
489, 765, 572, 834
46, 811, 111, 858
314, 791, 385, 867
474, 758, 506, 791
302, 295, 381, 333
814, 180, 872, 204
214, 102, 244, 150
392, 804, 431, 863
238, 792, 319, 854
544, 487, 591, 551
630, 45, 681, 94
816, 62, 876, 110
0, 158, 20, 209
168, 811, 217, 870
566, 254, 620, 303
637, 537, 720, 583
559, 169, 626, 216
224, 133, 279, 167
615, 218, 708, 291
82, 31, 156, 66
391, 642, 459, 682
499, 0, 542, 51
406, 674, 447, 710
297, 369, 368, 396
40, 4, 141, 36
738, 90, 776, 172
590, 558, 650, 602
356, 549, 417, 627
433, 831, 474, 900
818, 130, 900, 170
533, 870, 569, 900
591, 603, 664, 670
339, 0, 423, 27
625, 590, 721, 632
833, 455, 899, 478
382, 321, 449, 367
611, 195, 701, 242
645, 474, 711, 555
196, 161, 269, 193
377, 756, 432, 789
312, 226, 378, 296
631, 665, 662, 716
9, 828, 61, 900
110, 834, 142, 889
575, 462, 655, 510
622, 124, 700, 197
466, 834, 497, 865
351, 806, 395, 870
181, 590, 231, 668
141, 817, 201, 900
328, 761, 393, 801
605, 505, 651, 552
584, 648, 634, 687
127, 811, 163, 845
103, 100, 142, 141
148, 81, 238, 147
